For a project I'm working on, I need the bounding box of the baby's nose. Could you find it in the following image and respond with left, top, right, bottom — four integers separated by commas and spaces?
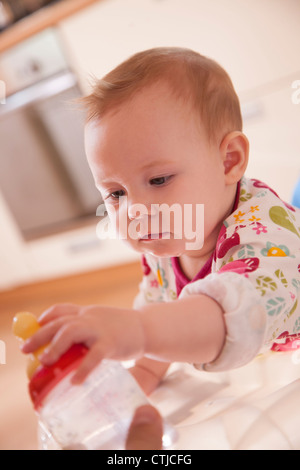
127, 201, 157, 221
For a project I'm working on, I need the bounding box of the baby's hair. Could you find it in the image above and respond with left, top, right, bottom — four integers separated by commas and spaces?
81, 47, 243, 143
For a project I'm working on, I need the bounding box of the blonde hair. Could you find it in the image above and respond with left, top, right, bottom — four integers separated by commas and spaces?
81, 47, 242, 142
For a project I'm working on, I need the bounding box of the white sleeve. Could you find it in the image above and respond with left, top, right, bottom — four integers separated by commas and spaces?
188, 187, 300, 372
178, 272, 267, 371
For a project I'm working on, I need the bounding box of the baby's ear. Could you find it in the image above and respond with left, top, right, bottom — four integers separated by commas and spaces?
220, 131, 249, 184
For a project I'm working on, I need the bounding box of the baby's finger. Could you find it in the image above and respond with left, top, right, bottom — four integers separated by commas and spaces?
38, 303, 80, 325
39, 321, 95, 366
71, 342, 110, 385
21, 316, 74, 354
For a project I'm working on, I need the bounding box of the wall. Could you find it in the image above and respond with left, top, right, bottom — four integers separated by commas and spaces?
58, 0, 300, 201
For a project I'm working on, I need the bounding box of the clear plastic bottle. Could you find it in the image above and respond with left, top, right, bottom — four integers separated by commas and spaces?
29, 344, 175, 450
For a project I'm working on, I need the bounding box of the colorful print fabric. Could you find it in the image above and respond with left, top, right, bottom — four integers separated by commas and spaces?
133, 177, 300, 371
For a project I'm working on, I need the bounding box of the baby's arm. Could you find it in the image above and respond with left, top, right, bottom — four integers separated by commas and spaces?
140, 294, 225, 364
130, 293, 225, 394
22, 295, 225, 384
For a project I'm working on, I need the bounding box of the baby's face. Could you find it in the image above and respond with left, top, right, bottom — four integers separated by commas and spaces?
85, 82, 229, 258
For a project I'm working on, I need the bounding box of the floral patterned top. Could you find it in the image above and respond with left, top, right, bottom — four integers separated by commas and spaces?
134, 176, 300, 372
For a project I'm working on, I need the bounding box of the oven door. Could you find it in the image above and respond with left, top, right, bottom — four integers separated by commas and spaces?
0, 71, 101, 241
0, 70, 139, 290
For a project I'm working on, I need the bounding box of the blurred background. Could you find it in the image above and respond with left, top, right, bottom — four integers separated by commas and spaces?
0, 0, 299, 450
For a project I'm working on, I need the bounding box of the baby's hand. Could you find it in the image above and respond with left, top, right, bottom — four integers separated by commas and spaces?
22, 303, 145, 384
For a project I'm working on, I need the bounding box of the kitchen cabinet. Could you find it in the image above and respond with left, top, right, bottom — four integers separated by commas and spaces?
0, 192, 32, 289
0, 184, 139, 290
0, 0, 100, 53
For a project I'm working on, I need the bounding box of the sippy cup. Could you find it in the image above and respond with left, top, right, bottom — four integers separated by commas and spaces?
13, 312, 176, 450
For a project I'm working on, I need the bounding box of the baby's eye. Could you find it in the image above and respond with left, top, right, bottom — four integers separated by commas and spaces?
109, 190, 126, 199
149, 176, 172, 186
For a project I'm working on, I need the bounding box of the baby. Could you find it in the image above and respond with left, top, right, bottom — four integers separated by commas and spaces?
23, 47, 300, 395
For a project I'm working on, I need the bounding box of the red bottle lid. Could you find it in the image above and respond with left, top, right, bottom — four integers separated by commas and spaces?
29, 344, 88, 410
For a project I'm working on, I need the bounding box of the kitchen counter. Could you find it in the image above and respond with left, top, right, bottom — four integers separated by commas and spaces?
0, 0, 100, 53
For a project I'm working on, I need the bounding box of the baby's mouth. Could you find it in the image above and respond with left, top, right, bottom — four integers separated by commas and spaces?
140, 232, 171, 241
